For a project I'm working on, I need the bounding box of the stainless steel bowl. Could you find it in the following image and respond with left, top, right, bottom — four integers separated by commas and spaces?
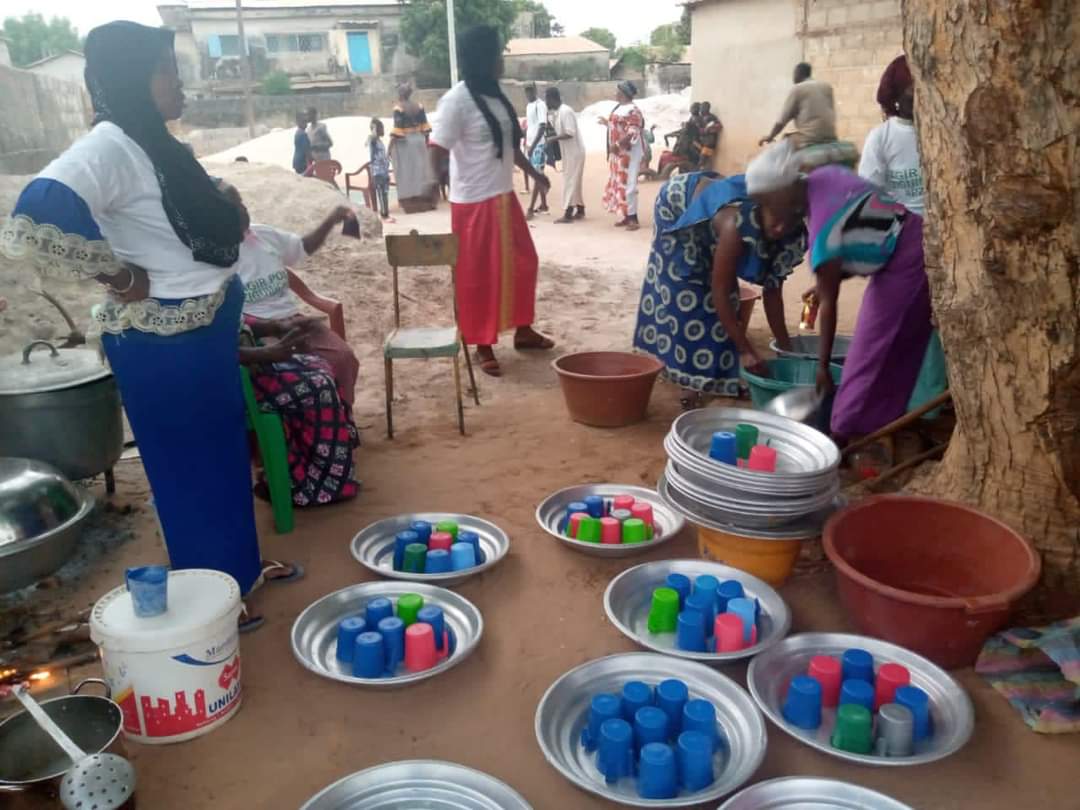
300, 761, 532, 809
535, 653, 766, 807
350, 512, 509, 587
0, 458, 94, 592
747, 633, 974, 767
535, 484, 685, 558
603, 560, 791, 664
719, 777, 913, 809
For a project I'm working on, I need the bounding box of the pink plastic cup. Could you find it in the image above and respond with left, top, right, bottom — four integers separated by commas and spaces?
715, 614, 747, 652
404, 622, 437, 672
428, 532, 453, 552
630, 502, 654, 527
874, 662, 911, 710
613, 495, 635, 512
568, 512, 589, 538
600, 517, 621, 544
436, 630, 450, 661
747, 445, 778, 473
808, 655, 843, 707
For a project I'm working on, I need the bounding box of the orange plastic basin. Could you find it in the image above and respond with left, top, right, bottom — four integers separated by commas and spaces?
552, 352, 664, 428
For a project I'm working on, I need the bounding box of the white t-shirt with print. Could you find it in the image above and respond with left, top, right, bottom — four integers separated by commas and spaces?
430, 82, 516, 205
37, 121, 237, 299
858, 117, 925, 216
525, 98, 548, 150
236, 224, 306, 320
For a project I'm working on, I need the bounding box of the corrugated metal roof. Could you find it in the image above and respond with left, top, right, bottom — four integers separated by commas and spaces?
504, 36, 609, 57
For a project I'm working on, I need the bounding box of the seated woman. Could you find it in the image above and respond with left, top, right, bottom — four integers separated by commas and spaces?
632, 170, 806, 409
218, 181, 360, 406
747, 140, 932, 442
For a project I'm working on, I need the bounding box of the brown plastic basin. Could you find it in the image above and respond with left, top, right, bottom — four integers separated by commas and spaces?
824, 495, 1040, 668
552, 352, 664, 428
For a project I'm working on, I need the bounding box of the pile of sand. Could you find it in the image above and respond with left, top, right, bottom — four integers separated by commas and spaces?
580, 93, 692, 154
207, 116, 376, 174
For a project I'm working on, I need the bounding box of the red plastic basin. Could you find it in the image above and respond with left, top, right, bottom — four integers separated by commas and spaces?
552, 352, 664, 428
823, 495, 1040, 668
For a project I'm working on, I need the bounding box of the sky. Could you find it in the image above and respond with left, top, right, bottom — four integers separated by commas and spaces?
5, 0, 683, 49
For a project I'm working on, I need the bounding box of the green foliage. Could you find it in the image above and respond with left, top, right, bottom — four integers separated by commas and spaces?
260, 70, 292, 95
649, 18, 689, 63
513, 0, 553, 37
614, 44, 648, 74
2, 13, 81, 68
399, 0, 518, 85
580, 27, 616, 52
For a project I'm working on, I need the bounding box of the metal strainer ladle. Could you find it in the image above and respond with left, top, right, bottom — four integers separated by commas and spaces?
12, 684, 136, 809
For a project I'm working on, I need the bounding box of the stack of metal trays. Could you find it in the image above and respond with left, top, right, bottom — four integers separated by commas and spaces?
662, 408, 841, 530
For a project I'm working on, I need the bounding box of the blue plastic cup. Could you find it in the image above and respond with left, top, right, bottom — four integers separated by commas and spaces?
584, 495, 605, 518
456, 529, 485, 565
377, 616, 405, 674
449, 542, 477, 571
409, 520, 433, 543
596, 718, 634, 784
393, 530, 420, 571
620, 681, 653, 723
638, 742, 678, 799
334, 616, 366, 663
416, 605, 445, 651
676, 610, 707, 652
562, 501, 589, 532
716, 579, 744, 613
693, 574, 720, 611
365, 597, 394, 627
352, 632, 385, 678
425, 548, 452, 574
634, 705, 669, 753
676, 730, 714, 791
656, 679, 689, 737
842, 648, 875, 684
665, 573, 691, 608
839, 678, 875, 712
782, 675, 823, 730
684, 591, 716, 633
726, 597, 757, 644
582, 693, 621, 752
681, 699, 720, 753
895, 685, 934, 741
125, 565, 168, 618
708, 431, 737, 465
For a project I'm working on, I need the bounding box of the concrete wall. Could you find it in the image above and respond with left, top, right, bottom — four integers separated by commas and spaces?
0, 65, 91, 174
503, 52, 609, 81
689, 0, 902, 174
645, 63, 692, 97
27, 54, 86, 86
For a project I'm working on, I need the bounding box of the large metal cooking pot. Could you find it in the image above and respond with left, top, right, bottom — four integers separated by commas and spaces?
0, 341, 123, 482
0, 458, 95, 592
0, 679, 124, 805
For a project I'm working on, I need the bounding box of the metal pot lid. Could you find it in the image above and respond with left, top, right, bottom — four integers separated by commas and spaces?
0, 341, 112, 395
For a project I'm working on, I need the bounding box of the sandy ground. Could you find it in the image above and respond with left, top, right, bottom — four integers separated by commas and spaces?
4, 156, 1077, 808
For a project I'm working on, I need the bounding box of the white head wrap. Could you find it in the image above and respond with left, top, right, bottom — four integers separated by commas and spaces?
745, 139, 802, 194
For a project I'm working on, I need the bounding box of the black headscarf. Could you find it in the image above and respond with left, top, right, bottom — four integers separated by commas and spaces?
84, 21, 244, 267
459, 25, 522, 159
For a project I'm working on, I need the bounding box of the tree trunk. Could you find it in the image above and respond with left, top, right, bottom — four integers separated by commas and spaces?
903, 0, 1080, 596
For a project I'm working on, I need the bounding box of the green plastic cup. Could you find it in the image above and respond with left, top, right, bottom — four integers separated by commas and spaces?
647, 587, 680, 633
622, 518, 648, 544
831, 703, 873, 754
435, 520, 459, 539
735, 424, 759, 460
397, 593, 424, 626
402, 543, 427, 573
577, 517, 601, 543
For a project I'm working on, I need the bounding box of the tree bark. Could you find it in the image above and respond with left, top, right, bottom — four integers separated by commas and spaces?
903, 0, 1080, 594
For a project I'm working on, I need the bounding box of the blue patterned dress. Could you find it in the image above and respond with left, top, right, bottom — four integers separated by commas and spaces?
633, 173, 806, 395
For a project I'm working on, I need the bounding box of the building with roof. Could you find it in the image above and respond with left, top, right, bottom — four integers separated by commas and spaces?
24, 51, 86, 86
157, 0, 415, 91
502, 36, 610, 81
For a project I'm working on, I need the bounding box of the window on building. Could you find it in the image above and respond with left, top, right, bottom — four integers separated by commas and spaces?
218, 34, 241, 56
266, 33, 324, 53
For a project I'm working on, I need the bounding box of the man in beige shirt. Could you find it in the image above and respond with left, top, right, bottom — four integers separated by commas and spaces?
760, 62, 837, 149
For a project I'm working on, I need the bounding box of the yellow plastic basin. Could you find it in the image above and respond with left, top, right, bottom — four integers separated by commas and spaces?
697, 525, 813, 586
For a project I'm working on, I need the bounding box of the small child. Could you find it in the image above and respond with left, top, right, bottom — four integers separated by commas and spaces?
366, 118, 394, 221
525, 121, 551, 219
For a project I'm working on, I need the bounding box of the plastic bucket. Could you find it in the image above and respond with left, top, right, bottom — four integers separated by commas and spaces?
697, 526, 814, 586
740, 358, 843, 410
552, 352, 664, 428
769, 335, 853, 364
90, 569, 243, 745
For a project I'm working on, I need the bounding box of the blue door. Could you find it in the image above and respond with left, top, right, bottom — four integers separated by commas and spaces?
347, 32, 372, 74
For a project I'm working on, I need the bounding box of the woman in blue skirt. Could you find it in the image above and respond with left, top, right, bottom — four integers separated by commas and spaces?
632, 172, 806, 407
0, 21, 300, 629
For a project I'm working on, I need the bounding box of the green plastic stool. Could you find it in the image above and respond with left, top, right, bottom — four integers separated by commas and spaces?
240, 367, 294, 534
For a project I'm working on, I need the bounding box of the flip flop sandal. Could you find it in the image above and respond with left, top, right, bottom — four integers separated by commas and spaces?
478, 357, 502, 377
514, 336, 555, 351
239, 604, 265, 634
256, 560, 305, 589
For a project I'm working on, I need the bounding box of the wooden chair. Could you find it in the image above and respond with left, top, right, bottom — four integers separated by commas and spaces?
308, 159, 343, 188
383, 231, 479, 438
344, 162, 395, 211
